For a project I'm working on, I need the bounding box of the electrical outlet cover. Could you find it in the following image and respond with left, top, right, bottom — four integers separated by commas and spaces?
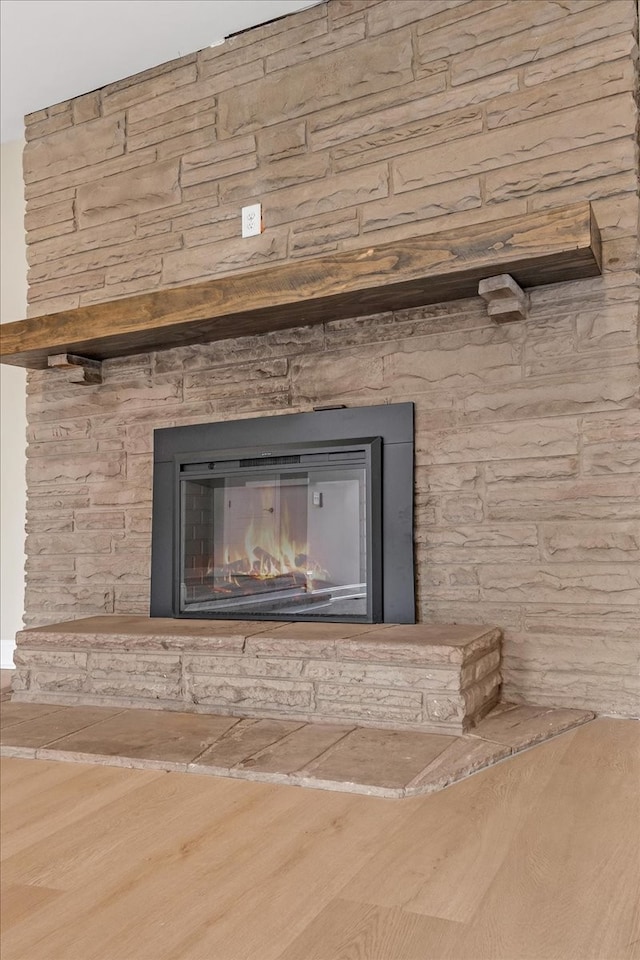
241, 203, 262, 238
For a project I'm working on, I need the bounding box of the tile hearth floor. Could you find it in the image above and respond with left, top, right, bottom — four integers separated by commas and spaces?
0, 689, 593, 798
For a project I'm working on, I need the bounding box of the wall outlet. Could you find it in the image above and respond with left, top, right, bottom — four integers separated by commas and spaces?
241, 203, 262, 238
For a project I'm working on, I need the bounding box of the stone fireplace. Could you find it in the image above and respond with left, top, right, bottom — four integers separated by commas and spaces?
150, 403, 414, 623
1, 0, 638, 723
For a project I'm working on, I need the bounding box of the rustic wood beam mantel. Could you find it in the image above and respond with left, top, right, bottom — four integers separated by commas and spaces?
0, 203, 601, 370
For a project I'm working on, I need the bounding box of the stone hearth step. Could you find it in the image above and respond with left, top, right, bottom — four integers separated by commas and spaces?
12, 617, 502, 736
0, 699, 594, 799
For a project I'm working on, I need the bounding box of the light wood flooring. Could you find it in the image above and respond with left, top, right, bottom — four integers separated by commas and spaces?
1, 717, 638, 960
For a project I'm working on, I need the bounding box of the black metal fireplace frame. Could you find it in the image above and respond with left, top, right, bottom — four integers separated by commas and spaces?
151, 403, 415, 623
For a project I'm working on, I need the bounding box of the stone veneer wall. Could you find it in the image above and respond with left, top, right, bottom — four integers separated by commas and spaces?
21, 0, 639, 717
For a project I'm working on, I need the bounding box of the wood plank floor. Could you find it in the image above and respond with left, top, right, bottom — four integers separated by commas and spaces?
1, 718, 638, 960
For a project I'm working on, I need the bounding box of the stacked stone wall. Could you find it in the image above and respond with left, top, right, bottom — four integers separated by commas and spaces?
23, 0, 639, 315
20, 0, 640, 716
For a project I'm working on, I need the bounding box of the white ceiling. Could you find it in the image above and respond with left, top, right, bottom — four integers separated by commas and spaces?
0, 0, 321, 143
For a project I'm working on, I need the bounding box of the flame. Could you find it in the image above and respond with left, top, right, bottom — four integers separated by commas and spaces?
207, 486, 329, 590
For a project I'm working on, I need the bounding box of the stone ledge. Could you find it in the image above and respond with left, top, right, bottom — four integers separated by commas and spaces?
13, 616, 502, 735
0, 699, 595, 799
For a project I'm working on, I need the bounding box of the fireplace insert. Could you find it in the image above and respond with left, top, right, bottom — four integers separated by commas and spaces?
151, 403, 414, 623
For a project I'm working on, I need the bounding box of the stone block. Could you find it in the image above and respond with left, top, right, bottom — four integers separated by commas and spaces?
244, 636, 337, 660
27, 270, 105, 304
290, 351, 384, 404
265, 18, 365, 73
89, 674, 181, 700
315, 683, 424, 724
162, 230, 288, 284
24, 115, 126, 184
435, 495, 485, 524
25, 146, 158, 202
452, 2, 633, 86
25, 510, 74, 533
330, 0, 374, 19
460, 649, 501, 688
89, 652, 181, 677
23, 585, 114, 615
576, 303, 639, 351
129, 63, 264, 132
24, 198, 75, 233
334, 106, 483, 173
383, 330, 522, 394
290, 209, 359, 254
423, 694, 465, 725
523, 30, 637, 87
418, 464, 480, 493
303, 660, 462, 692
72, 91, 102, 124
582, 412, 640, 444
13, 650, 88, 670
421, 419, 578, 466
486, 140, 638, 205
30, 670, 86, 694
339, 625, 499, 666
487, 58, 636, 129
25, 556, 76, 582
219, 152, 329, 204
128, 107, 218, 154
155, 324, 322, 374
102, 62, 197, 114
464, 667, 501, 714
257, 120, 307, 160
522, 603, 639, 640
25, 110, 73, 142
26, 532, 114, 556
26, 457, 124, 485
367, 0, 466, 35
361, 177, 482, 234
264, 163, 390, 229
421, 0, 572, 69
479, 563, 640, 604
181, 153, 258, 193
27, 218, 137, 267
582, 440, 640, 476
183, 358, 288, 401
502, 669, 638, 716
189, 676, 313, 711
76, 555, 150, 583
471, 702, 593, 750
541, 521, 640, 561
217, 30, 413, 136
502, 631, 639, 675
76, 159, 180, 228
27, 219, 76, 245
183, 654, 305, 680
525, 347, 640, 378
392, 95, 635, 191
309, 71, 516, 152
428, 524, 539, 549
486, 477, 640, 522
191, 718, 302, 770
464, 366, 638, 423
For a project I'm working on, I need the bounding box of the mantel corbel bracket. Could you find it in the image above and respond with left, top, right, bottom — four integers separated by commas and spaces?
47, 353, 103, 385
478, 274, 529, 323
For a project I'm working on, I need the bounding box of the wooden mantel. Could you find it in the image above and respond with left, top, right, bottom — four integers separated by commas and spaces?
0, 203, 601, 370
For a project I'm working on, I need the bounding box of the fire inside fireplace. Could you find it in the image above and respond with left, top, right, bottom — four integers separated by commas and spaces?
179, 447, 376, 618
150, 404, 415, 624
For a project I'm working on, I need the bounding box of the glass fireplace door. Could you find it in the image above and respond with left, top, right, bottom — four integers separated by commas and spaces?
178, 454, 376, 620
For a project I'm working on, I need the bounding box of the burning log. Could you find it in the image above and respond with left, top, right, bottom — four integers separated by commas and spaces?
252, 546, 282, 572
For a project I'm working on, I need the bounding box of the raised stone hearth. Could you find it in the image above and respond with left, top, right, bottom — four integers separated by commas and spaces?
11, 617, 502, 736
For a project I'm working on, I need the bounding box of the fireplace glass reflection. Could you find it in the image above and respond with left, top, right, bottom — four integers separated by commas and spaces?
179, 451, 377, 619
